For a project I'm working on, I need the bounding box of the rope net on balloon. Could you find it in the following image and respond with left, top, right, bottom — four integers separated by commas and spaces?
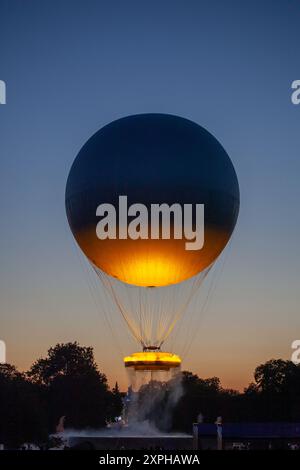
92, 265, 211, 350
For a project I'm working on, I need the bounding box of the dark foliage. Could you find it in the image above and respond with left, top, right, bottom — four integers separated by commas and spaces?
1, 345, 300, 446
172, 361, 300, 432
0, 343, 123, 448
28, 342, 122, 430
0, 364, 48, 448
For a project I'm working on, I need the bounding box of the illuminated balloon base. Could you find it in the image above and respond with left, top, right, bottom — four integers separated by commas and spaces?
124, 351, 181, 371
124, 351, 181, 392
123, 350, 183, 424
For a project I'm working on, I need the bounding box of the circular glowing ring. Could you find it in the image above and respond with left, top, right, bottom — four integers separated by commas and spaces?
123, 352, 181, 370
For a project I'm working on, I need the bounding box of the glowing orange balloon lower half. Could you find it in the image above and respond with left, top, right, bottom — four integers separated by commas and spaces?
74, 226, 230, 287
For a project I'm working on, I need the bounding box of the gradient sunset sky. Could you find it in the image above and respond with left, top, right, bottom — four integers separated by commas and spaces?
0, 0, 300, 391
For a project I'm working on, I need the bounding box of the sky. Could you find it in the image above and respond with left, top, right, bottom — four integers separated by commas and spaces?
0, 0, 300, 392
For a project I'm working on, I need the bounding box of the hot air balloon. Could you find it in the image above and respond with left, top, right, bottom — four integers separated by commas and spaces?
65, 114, 239, 375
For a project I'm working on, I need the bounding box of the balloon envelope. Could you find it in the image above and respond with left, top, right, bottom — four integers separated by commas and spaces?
66, 114, 239, 287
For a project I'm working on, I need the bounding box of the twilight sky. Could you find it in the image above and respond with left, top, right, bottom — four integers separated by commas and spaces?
0, 0, 300, 391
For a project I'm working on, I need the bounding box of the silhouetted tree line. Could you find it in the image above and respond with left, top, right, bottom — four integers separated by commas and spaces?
0, 342, 123, 448
0, 342, 300, 447
127, 360, 300, 432
171, 360, 300, 432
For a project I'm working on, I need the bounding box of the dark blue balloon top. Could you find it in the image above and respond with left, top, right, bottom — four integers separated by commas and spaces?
66, 113, 239, 232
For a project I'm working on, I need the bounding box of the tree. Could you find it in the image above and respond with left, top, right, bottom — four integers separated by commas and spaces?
252, 359, 300, 421
28, 342, 100, 385
0, 364, 47, 448
107, 382, 123, 420
28, 342, 113, 429
254, 359, 298, 394
172, 372, 226, 432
